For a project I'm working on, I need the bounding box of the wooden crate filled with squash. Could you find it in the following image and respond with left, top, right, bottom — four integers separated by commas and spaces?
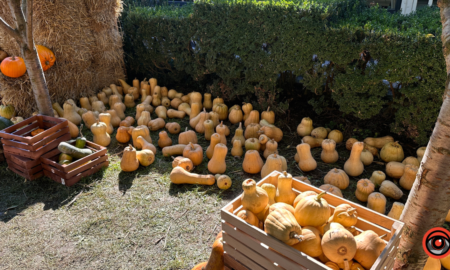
0, 115, 70, 180
40, 129, 109, 186
221, 171, 403, 270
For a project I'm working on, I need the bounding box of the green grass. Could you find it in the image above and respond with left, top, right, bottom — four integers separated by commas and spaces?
0, 106, 408, 269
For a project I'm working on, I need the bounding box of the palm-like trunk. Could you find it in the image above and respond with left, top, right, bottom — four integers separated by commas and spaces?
0, 0, 53, 116
393, 1, 450, 268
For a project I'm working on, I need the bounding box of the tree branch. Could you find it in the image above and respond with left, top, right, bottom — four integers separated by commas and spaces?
0, 16, 22, 41
8, 0, 26, 45
26, 0, 33, 48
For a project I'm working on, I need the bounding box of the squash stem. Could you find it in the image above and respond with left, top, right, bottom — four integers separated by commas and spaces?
315, 191, 327, 201
343, 259, 350, 270
291, 232, 303, 242
380, 233, 388, 239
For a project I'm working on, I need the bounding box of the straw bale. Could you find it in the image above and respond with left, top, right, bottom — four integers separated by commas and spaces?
0, 0, 125, 116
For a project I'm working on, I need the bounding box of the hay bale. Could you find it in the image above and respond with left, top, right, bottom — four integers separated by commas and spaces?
0, 0, 125, 117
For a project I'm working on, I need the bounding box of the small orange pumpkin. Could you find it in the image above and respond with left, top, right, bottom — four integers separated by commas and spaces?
31, 128, 45, 136
36, 45, 56, 71
0, 56, 26, 78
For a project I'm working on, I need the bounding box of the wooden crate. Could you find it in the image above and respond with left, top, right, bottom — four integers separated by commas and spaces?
221, 171, 404, 270
5, 152, 43, 180
0, 115, 70, 180
40, 140, 108, 186
0, 115, 70, 160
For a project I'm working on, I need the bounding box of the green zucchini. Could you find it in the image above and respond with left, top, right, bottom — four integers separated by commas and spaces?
75, 124, 87, 149
58, 142, 93, 159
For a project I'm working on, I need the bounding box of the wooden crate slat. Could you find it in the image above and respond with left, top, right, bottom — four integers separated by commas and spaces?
372, 222, 403, 269
224, 253, 251, 270
4, 151, 41, 169
7, 159, 42, 174
8, 163, 43, 180
42, 154, 108, 179
0, 115, 67, 144
44, 160, 108, 186
11, 122, 39, 137
223, 224, 302, 270
1, 126, 70, 151
224, 244, 266, 270
222, 210, 330, 269
3, 133, 71, 159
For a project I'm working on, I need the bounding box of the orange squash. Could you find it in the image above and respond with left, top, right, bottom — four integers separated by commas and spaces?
36, 45, 56, 71
183, 142, 203, 166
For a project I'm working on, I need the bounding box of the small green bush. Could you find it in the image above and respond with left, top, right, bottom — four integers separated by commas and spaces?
122, 1, 444, 144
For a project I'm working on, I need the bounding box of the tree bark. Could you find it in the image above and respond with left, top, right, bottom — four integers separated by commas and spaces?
0, 0, 53, 116
393, 0, 450, 268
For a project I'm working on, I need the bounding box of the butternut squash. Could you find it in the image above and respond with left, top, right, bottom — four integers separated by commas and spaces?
245, 138, 260, 151
120, 116, 135, 127
91, 120, 111, 147
194, 109, 210, 133
190, 102, 201, 120
263, 139, 278, 159
80, 97, 91, 110
363, 135, 394, 149
319, 184, 343, 197
136, 149, 155, 166
242, 150, 264, 174
137, 111, 151, 127
244, 123, 261, 139
275, 171, 296, 205
167, 109, 185, 119
261, 154, 283, 179
121, 145, 139, 172
209, 111, 220, 127
402, 156, 420, 167
417, 146, 426, 163
172, 156, 194, 172
161, 97, 170, 108
63, 102, 82, 125
217, 174, 232, 190
328, 130, 343, 143
355, 179, 375, 202
346, 138, 358, 151
399, 164, 418, 190
155, 106, 167, 119
386, 161, 405, 178
208, 143, 227, 174
294, 191, 330, 227
82, 110, 98, 129
158, 131, 173, 148
321, 222, 357, 264
379, 180, 403, 200
178, 102, 191, 116
183, 142, 203, 166
354, 230, 387, 269
380, 141, 404, 162
162, 144, 187, 157
360, 149, 373, 166
344, 141, 364, 177
311, 127, 328, 139
370, 170, 386, 186
367, 192, 386, 214
136, 136, 157, 154
292, 226, 323, 258
116, 126, 132, 144
296, 143, 317, 172
297, 117, 313, 137
212, 103, 228, 120
124, 94, 135, 108
242, 102, 252, 120
302, 136, 323, 148
236, 209, 260, 227
228, 105, 243, 124
328, 204, 358, 228
321, 139, 339, 163
179, 127, 197, 145
106, 109, 121, 127
244, 110, 259, 127
216, 121, 228, 145
165, 122, 181, 134
131, 125, 152, 149
113, 102, 125, 120
265, 208, 302, 245
324, 168, 349, 190
203, 93, 212, 110
170, 98, 183, 109
170, 166, 215, 185
231, 137, 244, 157
89, 96, 99, 105
148, 118, 165, 131
99, 113, 114, 135
387, 202, 405, 220
259, 120, 283, 142
204, 120, 214, 140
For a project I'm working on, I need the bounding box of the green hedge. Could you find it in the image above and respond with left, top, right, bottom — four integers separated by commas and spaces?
122, 1, 444, 144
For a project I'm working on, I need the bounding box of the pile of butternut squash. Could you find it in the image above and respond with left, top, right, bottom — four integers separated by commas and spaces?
232, 173, 389, 270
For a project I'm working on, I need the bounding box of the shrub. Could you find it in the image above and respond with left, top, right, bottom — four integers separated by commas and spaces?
122, 1, 444, 144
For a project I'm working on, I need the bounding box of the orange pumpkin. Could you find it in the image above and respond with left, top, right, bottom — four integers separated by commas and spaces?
0, 56, 26, 78
36, 45, 56, 71
31, 128, 45, 136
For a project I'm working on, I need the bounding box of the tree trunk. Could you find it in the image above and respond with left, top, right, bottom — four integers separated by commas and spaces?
393, 1, 450, 268
21, 46, 53, 116
0, 0, 53, 116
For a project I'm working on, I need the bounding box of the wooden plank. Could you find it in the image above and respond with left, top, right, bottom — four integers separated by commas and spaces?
8, 164, 43, 180
44, 160, 108, 186
222, 211, 329, 270
224, 233, 281, 270
372, 222, 403, 269
7, 159, 42, 174
224, 244, 266, 270
1, 127, 69, 151
224, 253, 250, 270
223, 224, 304, 270
42, 154, 108, 179
4, 151, 41, 169
3, 133, 70, 159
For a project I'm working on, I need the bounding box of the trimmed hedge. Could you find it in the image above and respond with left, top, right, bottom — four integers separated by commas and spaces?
122, 1, 444, 144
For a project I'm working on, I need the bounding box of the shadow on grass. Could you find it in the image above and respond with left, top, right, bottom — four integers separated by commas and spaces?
0, 163, 107, 223
118, 170, 140, 195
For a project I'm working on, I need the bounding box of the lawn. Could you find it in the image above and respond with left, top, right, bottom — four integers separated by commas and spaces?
0, 108, 404, 270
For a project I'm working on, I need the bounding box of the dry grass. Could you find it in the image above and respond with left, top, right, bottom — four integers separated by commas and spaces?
0, 108, 416, 269
0, 0, 125, 116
